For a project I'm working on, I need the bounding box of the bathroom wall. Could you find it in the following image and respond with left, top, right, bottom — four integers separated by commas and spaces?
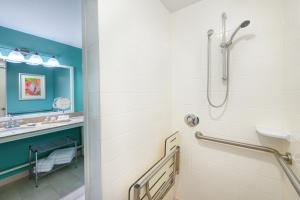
0, 26, 83, 112
93, 0, 300, 199
98, 0, 172, 199
0, 27, 83, 181
283, 0, 300, 198
170, 0, 299, 199
6, 63, 55, 114
53, 68, 71, 102
6, 64, 72, 114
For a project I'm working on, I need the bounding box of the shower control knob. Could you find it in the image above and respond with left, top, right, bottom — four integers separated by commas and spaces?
184, 114, 199, 127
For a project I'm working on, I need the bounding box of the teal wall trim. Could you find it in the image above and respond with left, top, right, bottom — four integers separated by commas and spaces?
0, 26, 83, 112
6, 63, 55, 114
0, 128, 82, 180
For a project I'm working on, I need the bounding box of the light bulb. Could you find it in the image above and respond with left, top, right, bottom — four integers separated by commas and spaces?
44, 56, 59, 67
7, 49, 25, 63
26, 53, 43, 65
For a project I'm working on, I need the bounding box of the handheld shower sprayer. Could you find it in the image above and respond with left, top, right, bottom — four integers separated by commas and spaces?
206, 13, 250, 108
220, 20, 250, 48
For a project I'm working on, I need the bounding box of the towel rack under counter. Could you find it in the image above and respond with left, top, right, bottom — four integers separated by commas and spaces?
195, 131, 300, 197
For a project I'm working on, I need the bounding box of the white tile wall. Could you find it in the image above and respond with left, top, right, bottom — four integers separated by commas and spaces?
98, 0, 172, 199
87, 0, 300, 199
170, 0, 300, 199
283, 0, 300, 198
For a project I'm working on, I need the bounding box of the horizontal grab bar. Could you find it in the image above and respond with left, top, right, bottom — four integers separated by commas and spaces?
195, 132, 292, 163
195, 131, 300, 197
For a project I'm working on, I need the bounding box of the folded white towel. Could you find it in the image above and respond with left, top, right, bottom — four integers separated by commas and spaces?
48, 147, 76, 165
34, 158, 55, 173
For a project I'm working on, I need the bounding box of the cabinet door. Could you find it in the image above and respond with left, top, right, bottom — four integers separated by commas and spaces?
0, 63, 6, 117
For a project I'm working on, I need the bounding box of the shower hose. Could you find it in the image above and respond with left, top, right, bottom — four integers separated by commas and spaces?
206, 33, 230, 108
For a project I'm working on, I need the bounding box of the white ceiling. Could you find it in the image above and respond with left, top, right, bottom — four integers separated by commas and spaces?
0, 0, 82, 48
161, 0, 202, 12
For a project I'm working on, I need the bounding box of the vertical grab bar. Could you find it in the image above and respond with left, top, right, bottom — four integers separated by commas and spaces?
222, 12, 228, 81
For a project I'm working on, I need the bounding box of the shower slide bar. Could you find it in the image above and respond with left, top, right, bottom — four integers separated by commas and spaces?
129, 132, 180, 200
195, 131, 300, 197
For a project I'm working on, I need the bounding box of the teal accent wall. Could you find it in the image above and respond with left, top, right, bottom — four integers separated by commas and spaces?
0, 26, 83, 180
6, 63, 72, 115
53, 68, 71, 101
6, 63, 55, 114
0, 26, 83, 111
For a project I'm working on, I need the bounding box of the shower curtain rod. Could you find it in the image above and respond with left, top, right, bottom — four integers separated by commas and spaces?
195, 131, 300, 197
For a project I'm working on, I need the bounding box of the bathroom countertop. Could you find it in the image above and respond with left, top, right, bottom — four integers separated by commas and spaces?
0, 116, 84, 144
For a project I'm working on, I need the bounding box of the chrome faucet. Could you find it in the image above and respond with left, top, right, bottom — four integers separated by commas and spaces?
3, 114, 21, 129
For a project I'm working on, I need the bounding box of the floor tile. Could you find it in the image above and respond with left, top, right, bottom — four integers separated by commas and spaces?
0, 157, 84, 200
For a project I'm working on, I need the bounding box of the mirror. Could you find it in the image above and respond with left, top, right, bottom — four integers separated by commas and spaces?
1, 61, 74, 117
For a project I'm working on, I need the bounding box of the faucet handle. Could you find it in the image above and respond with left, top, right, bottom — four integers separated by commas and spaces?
13, 119, 23, 127
6, 114, 12, 120
17, 119, 24, 124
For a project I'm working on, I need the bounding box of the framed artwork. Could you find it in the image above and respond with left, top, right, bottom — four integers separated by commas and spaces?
19, 73, 46, 100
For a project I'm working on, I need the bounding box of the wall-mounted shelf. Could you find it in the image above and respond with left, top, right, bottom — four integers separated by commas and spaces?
256, 126, 290, 141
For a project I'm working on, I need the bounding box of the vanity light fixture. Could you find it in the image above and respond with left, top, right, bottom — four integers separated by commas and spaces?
44, 56, 60, 67
27, 52, 43, 65
7, 48, 25, 63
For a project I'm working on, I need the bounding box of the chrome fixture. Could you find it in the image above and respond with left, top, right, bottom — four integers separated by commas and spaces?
44, 56, 60, 67
184, 114, 199, 127
27, 52, 43, 66
221, 13, 228, 81
207, 29, 214, 37
220, 20, 250, 48
195, 131, 300, 197
130, 132, 180, 200
206, 13, 250, 108
2, 115, 21, 129
0, 46, 60, 67
7, 48, 25, 63
132, 149, 179, 200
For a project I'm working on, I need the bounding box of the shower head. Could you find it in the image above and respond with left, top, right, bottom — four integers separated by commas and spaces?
221, 20, 251, 48
227, 20, 251, 45
240, 20, 250, 28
